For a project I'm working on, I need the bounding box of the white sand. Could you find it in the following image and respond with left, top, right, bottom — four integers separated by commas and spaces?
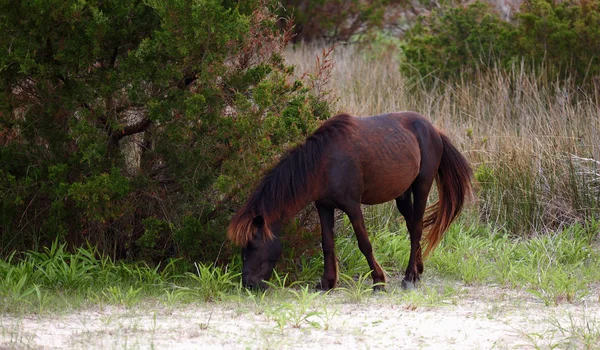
2, 284, 599, 349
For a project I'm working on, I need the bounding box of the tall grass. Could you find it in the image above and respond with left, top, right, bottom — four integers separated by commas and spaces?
287, 43, 600, 235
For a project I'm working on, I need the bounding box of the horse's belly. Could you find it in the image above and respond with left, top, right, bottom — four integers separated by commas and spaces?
360, 163, 419, 205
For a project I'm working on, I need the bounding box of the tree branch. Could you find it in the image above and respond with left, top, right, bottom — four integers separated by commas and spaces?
111, 118, 151, 143
110, 46, 119, 68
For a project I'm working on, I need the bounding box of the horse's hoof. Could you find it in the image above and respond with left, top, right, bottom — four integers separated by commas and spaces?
315, 281, 335, 291
373, 284, 386, 293
401, 280, 416, 290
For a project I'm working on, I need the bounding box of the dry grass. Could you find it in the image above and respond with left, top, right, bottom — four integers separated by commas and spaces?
287, 43, 600, 235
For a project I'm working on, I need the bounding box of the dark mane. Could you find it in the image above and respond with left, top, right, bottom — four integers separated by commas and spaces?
228, 114, 356, 246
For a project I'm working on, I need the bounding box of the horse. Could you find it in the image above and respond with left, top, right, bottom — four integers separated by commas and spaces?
228, 112, 473, 290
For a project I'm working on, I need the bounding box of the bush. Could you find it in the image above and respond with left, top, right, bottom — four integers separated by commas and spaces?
280, 0, 409, 42
0, 0, 330, 262
517, 0, 600, 82
401, 0, 600, 88
402, 1, 515, 80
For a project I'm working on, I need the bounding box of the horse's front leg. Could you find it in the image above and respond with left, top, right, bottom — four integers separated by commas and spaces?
342, 203, 387, 290
316, 202, 338, 290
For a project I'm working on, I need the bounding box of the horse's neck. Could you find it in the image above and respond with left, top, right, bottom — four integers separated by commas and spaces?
270, 177, 320, 225
259, 147, 326, 225
277, 191, 316, 224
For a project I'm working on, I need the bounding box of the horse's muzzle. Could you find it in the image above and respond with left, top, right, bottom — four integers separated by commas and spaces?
242, 279, 267, 290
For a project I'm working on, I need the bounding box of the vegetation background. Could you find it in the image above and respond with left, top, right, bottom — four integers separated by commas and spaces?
1, 0, 599, 278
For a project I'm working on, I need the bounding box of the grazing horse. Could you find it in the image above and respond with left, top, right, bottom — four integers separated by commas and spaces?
228, 112, 473, 290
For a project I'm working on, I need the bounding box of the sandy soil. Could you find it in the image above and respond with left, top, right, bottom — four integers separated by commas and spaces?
2, 283, 599, 349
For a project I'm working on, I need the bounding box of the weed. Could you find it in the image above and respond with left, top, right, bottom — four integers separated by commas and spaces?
27, 241, 96, 290
31, 285, 53, 314
294, 255, 323, 286
100, 286, 143, 307
3, 273, 36, 303
527, 266, 589, 306
399, 284, 458, 310
161, 289, 185, 311
264, 270, 304, 291
267, 285, 323, 331
178, 263, 238, 302
317, 304, 339, 331
244, 288, 270, 311
198, 310, 213, 330
516, 311, 600, 350
515, 328, 561, 350
551, 312, 600, 349
336, 272, 384, 303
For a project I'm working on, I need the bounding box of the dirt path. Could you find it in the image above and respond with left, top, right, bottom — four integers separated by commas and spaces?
2, 283, 599, 349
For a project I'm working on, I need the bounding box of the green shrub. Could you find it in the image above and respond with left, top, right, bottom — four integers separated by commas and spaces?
0, 0, 329, 262
280, 0, 408, 42
402, 0, 600, 88
517, 0, 600, 82
402, 1, 515, 81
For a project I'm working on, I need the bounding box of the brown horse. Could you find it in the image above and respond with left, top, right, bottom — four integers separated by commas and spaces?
228, 112, 473, 290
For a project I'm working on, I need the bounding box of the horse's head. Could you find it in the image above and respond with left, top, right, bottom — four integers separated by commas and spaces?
240, 215, 282, 289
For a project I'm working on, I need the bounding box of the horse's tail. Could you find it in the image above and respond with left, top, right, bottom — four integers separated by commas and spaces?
422, 133, 473, 257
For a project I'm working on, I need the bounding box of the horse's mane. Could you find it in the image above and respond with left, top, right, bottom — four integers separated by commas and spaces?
228, 114, 356, 246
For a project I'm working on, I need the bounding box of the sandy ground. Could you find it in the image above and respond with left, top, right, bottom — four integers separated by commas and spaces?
2, 283, 599, 350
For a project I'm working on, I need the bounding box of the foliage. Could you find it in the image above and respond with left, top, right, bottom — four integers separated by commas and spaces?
517, 0, 600, 82
428, 222, 600, 304
279, 0, 409, 42
0, 0, 330, 261
0, 240, 181, 313
266, 285, 323, 330
336, 271, 384, 303
402, 1, 515, 80
401, 0, 600, 87
178, 262, 239, 302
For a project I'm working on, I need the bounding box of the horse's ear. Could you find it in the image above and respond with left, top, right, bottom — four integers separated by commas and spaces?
252, 215, 265, 229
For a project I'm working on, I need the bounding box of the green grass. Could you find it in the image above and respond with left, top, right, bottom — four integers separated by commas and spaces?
0, 240, 221, 314
329, 205, 600, 306
1, 216, 599, 315
266, 285, 323, 331
429, 220, 600, 304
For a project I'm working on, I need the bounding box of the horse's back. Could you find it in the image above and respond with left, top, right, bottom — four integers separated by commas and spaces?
321, 112, 439, 205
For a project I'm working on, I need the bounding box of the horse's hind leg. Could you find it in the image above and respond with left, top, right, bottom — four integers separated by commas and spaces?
316, 202, 338, 290
395, 188, 424, 278
398, 176, 435, 289
341, 203, 387, 290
